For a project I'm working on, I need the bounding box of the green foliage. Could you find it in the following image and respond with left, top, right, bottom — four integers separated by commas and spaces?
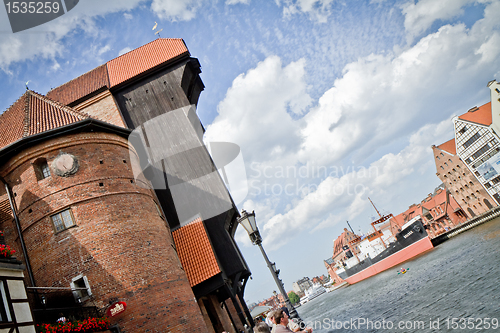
288, 291, 300, 305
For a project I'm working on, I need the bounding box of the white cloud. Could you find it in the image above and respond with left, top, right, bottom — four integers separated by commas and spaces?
226, 0, 250, 4
118, 47, 132, 56
205, 56, 311, 165
150, 0, 204, 21
401, 0, 475, 42
124, 12, 134, 20
281, 0, 334, 23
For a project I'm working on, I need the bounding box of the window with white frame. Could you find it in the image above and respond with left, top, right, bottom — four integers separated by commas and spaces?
51, 209, 75, 233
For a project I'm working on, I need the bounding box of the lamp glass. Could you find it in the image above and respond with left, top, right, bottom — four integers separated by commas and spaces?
238, 210, 257, 234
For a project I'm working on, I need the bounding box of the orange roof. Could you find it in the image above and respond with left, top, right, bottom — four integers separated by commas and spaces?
107, 38, 188, 87
47, 39, 189, 106
172, 218, 221, 287
458, 102, 491, 126
0, 90, 89, 150
47, 64, 109, 106
437, 138, 456, 155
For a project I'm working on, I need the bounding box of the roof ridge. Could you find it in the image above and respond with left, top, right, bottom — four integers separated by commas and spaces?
106, 38, 185, 65
29, 90, 91, 120
22, 91, 31, 137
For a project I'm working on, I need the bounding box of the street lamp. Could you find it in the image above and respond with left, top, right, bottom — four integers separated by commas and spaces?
238, 210, 302, 323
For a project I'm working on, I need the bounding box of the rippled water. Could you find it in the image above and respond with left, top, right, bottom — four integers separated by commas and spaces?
297, 217, 500, 332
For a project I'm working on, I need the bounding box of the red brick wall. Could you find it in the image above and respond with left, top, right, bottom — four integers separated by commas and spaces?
0, 132, 208, 333
74, 90, 126, 128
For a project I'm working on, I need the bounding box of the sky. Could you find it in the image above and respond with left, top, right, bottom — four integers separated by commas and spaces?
1, 0, 500, 305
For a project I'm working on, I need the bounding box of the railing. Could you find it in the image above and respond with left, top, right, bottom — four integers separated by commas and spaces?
33, 306, 101, 324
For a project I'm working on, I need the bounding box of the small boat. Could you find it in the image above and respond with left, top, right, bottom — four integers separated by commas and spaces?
397, 267, 409, 275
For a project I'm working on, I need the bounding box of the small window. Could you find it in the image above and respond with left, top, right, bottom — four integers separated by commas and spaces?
71, 275, 92, 302
51, 209, 76, 233
34, 158, 51, 180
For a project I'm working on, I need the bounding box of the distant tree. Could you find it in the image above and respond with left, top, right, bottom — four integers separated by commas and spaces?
288, 291, 300, 305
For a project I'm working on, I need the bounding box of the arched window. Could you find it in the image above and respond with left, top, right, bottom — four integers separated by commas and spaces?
33, 158, 51, 181
467, 208, 476, 217
484, 199, 493, 209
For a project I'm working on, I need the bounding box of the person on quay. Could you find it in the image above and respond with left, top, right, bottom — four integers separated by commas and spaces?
272, 309, 312, 333
255, 322, 271, 333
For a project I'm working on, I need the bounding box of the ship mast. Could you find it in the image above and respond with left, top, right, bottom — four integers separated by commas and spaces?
367, 197, 390, 249
368, 197, 382, 218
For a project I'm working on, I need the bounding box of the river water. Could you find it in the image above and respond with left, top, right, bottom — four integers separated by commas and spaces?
297, 217, 500, 332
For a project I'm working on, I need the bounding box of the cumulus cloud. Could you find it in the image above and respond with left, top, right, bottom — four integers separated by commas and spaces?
207, 0, 500, 250
401, 0, 477, 43
205, 56, 311, 165
150, 0, 204, 21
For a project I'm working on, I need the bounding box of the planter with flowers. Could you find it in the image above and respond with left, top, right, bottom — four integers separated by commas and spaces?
0, 231, 16, 260
35, 317, 110, 333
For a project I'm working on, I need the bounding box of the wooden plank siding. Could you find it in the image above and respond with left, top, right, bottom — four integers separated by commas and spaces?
111, 58, 249, 287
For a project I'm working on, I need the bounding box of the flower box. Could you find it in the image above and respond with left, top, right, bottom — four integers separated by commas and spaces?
35, 317, 110, 333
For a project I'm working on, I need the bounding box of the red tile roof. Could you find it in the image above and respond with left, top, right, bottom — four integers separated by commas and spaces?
0, 90, 89, 150
107, 38, 188, 87
172, 218, 221, 287
47, 39, 190, 106
47, 64, 109, 106
437, 138, 456, 155
458, 102, 491, 126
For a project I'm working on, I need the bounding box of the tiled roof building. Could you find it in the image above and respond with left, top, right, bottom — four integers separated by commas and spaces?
0, 90, 89, 150
432, 80, 500, 215
0, 39, 252, 333
390, 188, 468, 239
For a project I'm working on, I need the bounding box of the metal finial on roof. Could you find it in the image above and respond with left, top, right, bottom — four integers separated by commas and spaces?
25, 80, 30, 90
152, 22, 162, 38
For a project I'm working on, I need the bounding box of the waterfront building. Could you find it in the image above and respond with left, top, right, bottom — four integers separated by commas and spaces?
331, 228, 360, 267
450, 81, 500, 206
292, 277, 313, 295
432, 138, 497, 218
390, 188, 467, 238
0, 39, 252, 332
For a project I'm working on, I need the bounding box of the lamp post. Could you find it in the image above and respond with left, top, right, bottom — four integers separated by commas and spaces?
238, 210, 302, 323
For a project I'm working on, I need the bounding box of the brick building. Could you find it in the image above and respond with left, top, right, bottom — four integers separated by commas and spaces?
390, 188, 468, 239
446, 80, 500, 206
0, 39, 252, 332
432, 138, 497, 218
332, 228, 360, 266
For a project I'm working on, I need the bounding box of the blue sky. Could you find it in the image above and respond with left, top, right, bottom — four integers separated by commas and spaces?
1, 0, 500, 304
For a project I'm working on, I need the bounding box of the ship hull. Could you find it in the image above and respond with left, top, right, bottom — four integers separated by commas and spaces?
344, 220, 434, 285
